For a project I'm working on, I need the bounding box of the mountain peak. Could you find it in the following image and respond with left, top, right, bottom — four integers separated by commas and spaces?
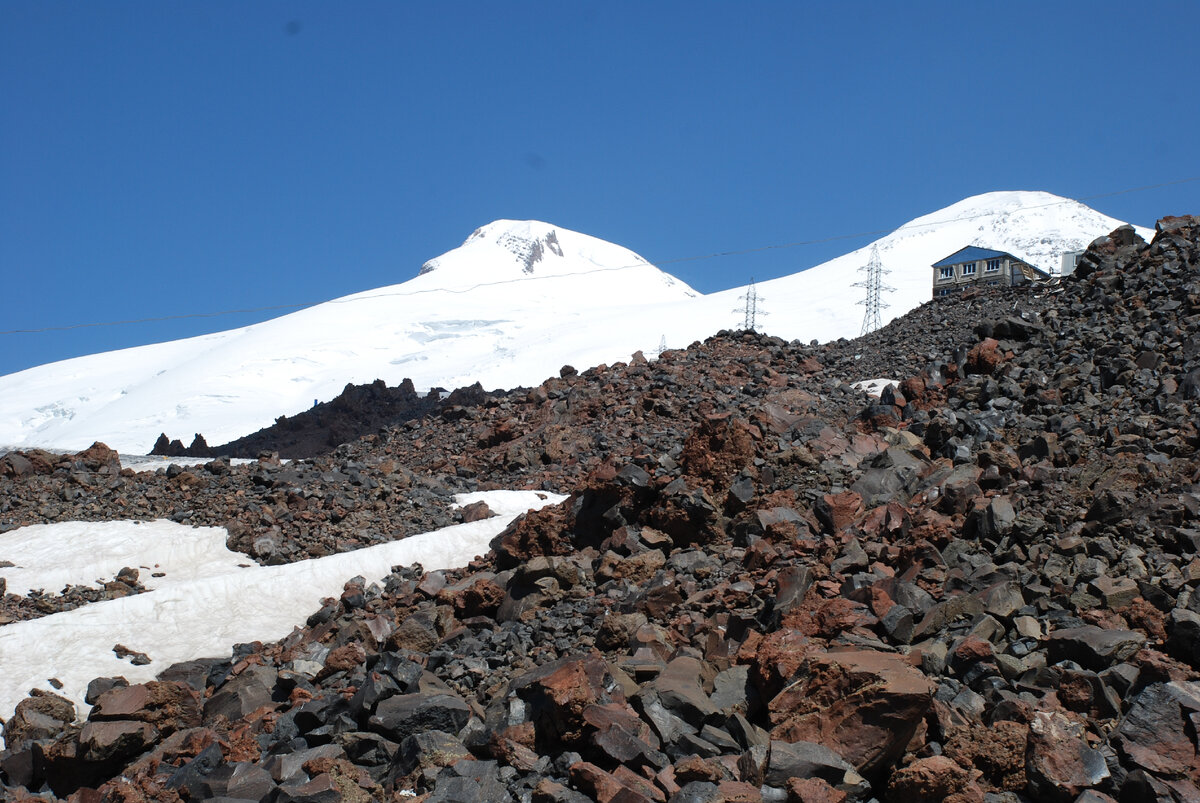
891, 190, 1152, 274
417, 219, 656, 284
421, 220, 568, 277
477, 220, 565, 274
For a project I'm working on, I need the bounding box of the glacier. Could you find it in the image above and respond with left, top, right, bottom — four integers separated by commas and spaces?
0, 192, 1150, 454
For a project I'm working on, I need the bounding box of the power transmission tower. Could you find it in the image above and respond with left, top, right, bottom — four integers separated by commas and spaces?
853, 245, 894, 335
654, 335, 667, 357
735, 278, 766, 331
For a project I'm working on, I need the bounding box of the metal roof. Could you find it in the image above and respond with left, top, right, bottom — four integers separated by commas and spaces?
931, 246, 1016, 267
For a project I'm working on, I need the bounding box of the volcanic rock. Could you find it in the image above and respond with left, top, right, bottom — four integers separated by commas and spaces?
5, 216, 1200, 801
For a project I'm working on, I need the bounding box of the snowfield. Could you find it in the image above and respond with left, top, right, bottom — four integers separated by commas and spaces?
0, 490, 566, 725
0, 192, 1149, 454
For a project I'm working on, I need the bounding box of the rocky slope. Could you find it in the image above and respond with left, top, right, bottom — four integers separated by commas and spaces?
1, 216, 1199, 802
151, 380, 503, 460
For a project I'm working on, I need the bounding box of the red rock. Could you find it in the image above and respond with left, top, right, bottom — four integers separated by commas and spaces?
612, 765, 666, 802
1131, 648, 1200, 684
89, 681, 200, 735
679, 416, 756, 491
976, 442, 1021, 476
656, 765, 681, 799
490, 501, 574, 568
886, 755, 984, 803
899, 376, 926, 403
1125, 598, 1168, 642
952, 635, 994, 663
943, 720, 1029, 792
596, 549, 666, 584
739, 629, 816, 699
717, 780, 763, 802
786, 776, 846, 803
814, 491, 864, 533
1025, 711, 1110, 800
512, 655, 617, 748
2, 691, 76, 751
319, 642, 367, 677
782, 597, 877, 640
459, 500, 494, 522
77, 720, 157, 763
1057, 672, 1098, 715
533, 779, 581, 802
964, 338, 1005, 375
673, 755, 731, 783
279, 772, 340, 801
858, 502, 909, 540
767, 649, 933, 775
570, 761, 655, 803
444, 575, 506, 617
75, 442, 122, 472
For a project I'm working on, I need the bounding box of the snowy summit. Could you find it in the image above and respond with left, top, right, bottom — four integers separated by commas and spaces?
418, 219, 693, 297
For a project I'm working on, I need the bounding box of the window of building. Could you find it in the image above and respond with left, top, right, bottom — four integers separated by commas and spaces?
937, 287, 954, 296
986, 259, 1001, 272
962, 262, 976, 276
939, 266, 954, 280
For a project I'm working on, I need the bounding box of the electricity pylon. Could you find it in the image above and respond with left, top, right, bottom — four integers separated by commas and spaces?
853, 245, 894, 335
736, 277, 767, 331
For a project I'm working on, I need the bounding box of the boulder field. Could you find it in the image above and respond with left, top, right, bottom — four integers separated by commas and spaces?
1, 216, 1199, 801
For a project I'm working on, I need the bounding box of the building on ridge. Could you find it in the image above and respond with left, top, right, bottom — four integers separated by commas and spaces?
1060, 250, 1085, 277
931, 246, 1052, 299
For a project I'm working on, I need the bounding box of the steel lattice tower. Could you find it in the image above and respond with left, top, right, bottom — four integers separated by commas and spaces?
735, 277, 766, 331
853, 245, 894, 335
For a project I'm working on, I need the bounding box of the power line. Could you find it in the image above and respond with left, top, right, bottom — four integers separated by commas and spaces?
653, 335, 668, 358
3, 175, 1196, 337
735, 278, 766, 331
853, 245, 894, 335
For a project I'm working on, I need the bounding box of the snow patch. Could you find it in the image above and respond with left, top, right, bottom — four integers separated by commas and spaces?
853, 378, 899, 397
0, 490, 566, 726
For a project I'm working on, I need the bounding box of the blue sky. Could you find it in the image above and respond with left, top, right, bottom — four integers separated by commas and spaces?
2, 1, 1197, 377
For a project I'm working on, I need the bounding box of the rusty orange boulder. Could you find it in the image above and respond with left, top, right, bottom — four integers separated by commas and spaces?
767, 649, 932, 776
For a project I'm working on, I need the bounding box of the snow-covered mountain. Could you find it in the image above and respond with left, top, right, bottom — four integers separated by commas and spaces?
701, 190, 1154, 347
0, 193, 1149, 454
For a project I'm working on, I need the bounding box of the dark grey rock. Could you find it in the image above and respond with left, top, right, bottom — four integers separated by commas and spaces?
368, 692, 470, 742
764, 739, 856, 787
881, 604, 914, 644
84, 676, 129, 706
1166, 608, 1200, 669
396, 729, 470, 775
204, 664, 279, 721
1046, 626, 1144, 671
262, 743, 345, 784
669, 781, 723, 803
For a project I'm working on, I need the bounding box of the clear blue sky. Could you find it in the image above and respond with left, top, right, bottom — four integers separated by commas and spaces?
2, 1, 1197, 377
